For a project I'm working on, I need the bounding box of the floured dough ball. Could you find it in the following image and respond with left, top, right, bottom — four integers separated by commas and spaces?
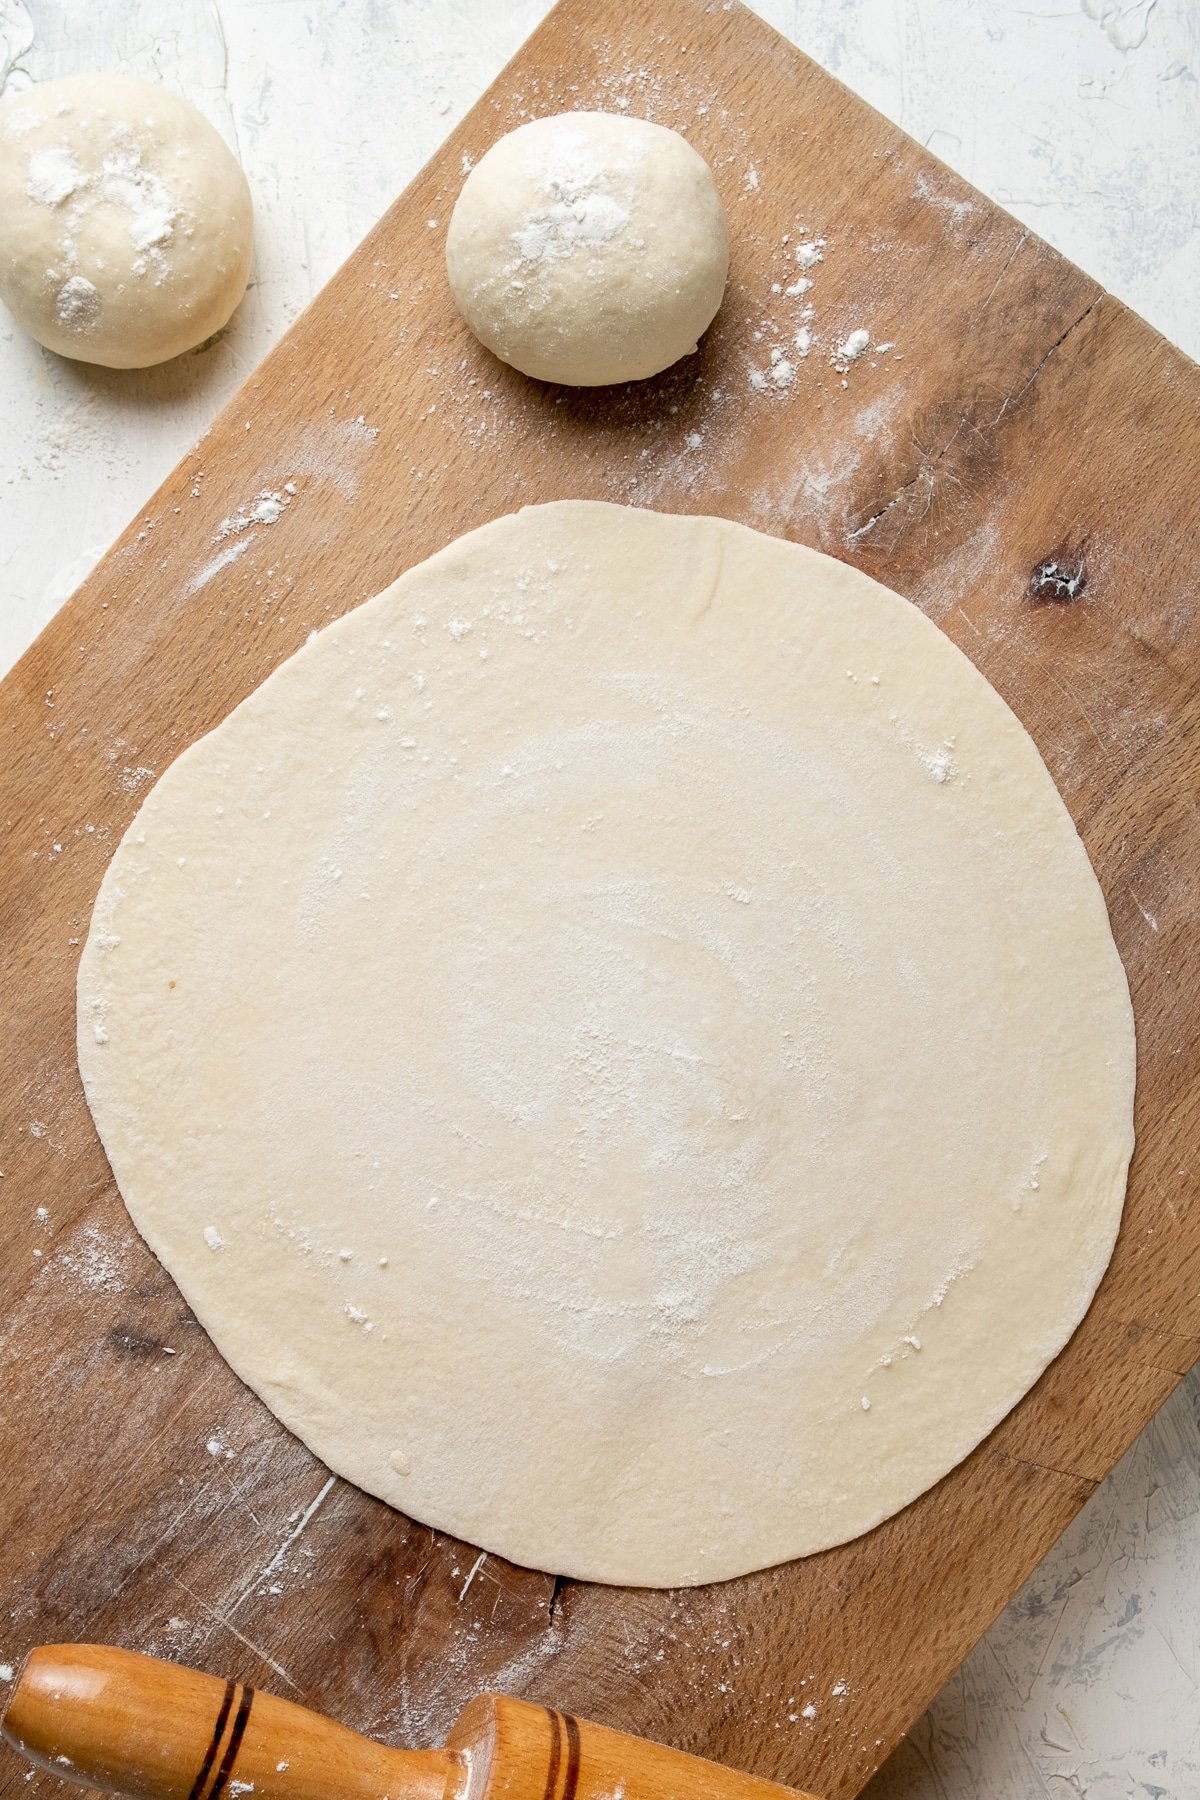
0, 73, 253, 368
446, 111, 729, 386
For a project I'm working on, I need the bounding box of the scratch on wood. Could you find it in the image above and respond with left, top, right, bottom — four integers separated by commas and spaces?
1118, 1318, 1198, 1374
457, 1551, 486, 1602
158, 1567, 301, 1691
974, 230, 1030, 320
225, 1469, 267, 1535
220, 1473, 337, 1623
1127, 885, 1160, 934
256, 1476, 336, 1580
1001, 1451, 1098, 1490
1023, 654, 1116, 767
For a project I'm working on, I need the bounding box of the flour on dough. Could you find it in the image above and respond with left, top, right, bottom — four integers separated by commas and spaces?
78, 502, 1135, 1587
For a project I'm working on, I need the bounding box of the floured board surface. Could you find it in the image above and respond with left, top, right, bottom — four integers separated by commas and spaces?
1, 3, 1198, 1797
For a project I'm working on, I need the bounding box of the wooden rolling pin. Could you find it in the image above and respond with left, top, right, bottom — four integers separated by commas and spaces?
1, 1646, 822, 1800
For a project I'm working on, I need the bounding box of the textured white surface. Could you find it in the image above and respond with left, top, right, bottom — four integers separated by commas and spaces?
1, 2, 1196, 1794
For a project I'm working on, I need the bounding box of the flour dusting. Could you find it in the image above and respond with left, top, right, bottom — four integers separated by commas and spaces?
185, 537, 253, 597
217, 489, 290, 540
55, 274, 99, 331
836, 328, 870, 363
507, 119, 646, 268
24, 111, 183, 323
26, 144, 83, 204
54, 1223, 126, 1293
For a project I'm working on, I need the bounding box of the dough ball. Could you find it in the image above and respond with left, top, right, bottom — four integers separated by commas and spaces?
0, 73, 253, 368
446, 111, 729, 386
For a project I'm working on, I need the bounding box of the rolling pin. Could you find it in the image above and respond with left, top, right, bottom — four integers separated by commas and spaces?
1, 1645, 823, 1800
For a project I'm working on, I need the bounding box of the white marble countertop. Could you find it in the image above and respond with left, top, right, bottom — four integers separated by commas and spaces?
1, 3, 1197, 1795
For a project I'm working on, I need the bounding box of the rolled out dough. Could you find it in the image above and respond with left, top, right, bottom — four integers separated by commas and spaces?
78, 501, 1135, 1587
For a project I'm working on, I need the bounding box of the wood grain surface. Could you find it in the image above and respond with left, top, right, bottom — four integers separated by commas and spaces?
1, 3, 1197, 1799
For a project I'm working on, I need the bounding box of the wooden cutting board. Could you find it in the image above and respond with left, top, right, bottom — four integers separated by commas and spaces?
2, 3, 1198, 1797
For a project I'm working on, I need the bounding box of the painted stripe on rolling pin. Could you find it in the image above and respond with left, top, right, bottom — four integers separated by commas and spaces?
207, 1685, 256, 1800
543, 1709, 564, 1800
187, 1680, 237, 1800
560, 1713, 582, 1800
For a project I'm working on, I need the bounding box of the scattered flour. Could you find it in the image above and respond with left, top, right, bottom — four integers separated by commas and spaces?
181, 486, 293, 596
117, 764, 156, 794
217, 489, 289, 540
54, 1223, 125, 1292
744, 225, 823, 394
184, 537, 252, 598
917, 745, 956, 784
744, 221, 898, 400
255, 416, 380, 501
769, 347, 794, 388
913, 171, 975, 225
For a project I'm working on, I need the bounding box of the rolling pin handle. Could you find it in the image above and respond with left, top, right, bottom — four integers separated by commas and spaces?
1, 1645, 460, 1800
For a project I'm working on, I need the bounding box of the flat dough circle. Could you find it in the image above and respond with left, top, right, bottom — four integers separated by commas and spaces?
78, 502, 1135, 1587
